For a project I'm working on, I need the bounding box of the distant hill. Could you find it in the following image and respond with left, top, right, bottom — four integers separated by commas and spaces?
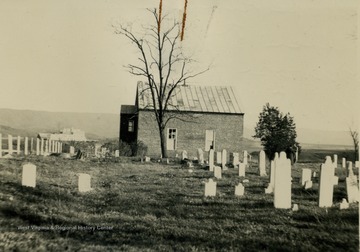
0, 108, 119, 140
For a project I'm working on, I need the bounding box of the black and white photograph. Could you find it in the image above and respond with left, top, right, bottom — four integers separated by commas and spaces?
0, 0, 358, 251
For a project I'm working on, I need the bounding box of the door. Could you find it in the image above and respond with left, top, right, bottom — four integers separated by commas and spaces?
205, 130, 215, 151
167, 128, 177, 150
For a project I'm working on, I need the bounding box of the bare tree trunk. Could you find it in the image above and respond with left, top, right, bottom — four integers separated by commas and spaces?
159, 127, 167, 158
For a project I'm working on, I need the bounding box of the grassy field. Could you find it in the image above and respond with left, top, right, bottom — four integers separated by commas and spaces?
0, 151, 358, 251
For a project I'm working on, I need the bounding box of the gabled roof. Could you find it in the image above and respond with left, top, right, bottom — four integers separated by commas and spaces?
137, 82, 243, 114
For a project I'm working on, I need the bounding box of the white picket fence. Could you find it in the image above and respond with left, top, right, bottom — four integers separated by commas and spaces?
0, 133, 63, 157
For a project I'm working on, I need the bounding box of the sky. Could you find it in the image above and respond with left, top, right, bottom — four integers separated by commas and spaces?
0, 0, 358, 135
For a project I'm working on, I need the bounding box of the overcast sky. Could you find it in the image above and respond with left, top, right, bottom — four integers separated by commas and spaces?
0, 0, 358, 133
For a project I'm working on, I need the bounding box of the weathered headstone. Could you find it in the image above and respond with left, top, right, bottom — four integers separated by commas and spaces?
197, 148, 204, 165
304, 180, 313, 189
355, 161, 359, 168
78, 173, 92, 192
17, 136, 21, 154
259, 150, 266, 176
292, 204, 299, 212
238, 162, 246, 177
339, 198, 349, 210
181, 150, 188, 160
333, 154, 338, 168
342, 158, 346, 169
301, 168, 312, 186
347, 161, 354, 177
216, 151, 221, 165
221, 149, 227, 169
235, 183, 245, 196
24, 137, 28, 155
8, 135, 13, 155
204, 179, 217, 197
232, 152, 239, 167
70, 146, 75, 155
115, 150, 119, 157
209, 149, 215, 172
40, 139, 44, 155
243, 150, 248, 166
346, 175, 359, 203
36, 139, 40, 155
273, 152, 291, 209
22, 163, 36, 188
144, 156, 151, 162
318, 156, 338, 207
214, 166, 222, 179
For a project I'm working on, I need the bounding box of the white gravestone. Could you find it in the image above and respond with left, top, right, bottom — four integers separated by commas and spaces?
243, 150, 248, 166
22, 163, 36, 188
355, 161, 359, 168
17, 136, 21, 154
24, 137, 29, 155
259, 150, 267, 176
273, 152, 292, 209
197, 148, 204, 165
204, 179, 217, 197
346, 176, 359, 203
347, 162, 354, 177
70, 146, 75, 155
339, 198, 349, 210
214, 166, 222, 179
301, 169, 312, 186
318, 156, 338, 207
238, 162, 246, 177
333, 154, 338, 168
181, 150, 188, 160
342, 158, 346, 169
209, 149, 215, 172
78, 173, 92, 192
265, 159, 277, 194
304, 180, 313, 189
115, 150, 119, 157
0, 133, 2, 158
232, 152, 239, 167
216, 152, 221, 165
40, 139, 44, 155
36, 139, 40, 155
235, 183, 245, 196
8, 135, 13, 155
221, 149, 227, 169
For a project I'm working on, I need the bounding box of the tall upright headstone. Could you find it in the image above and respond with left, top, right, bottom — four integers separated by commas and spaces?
24, 137, 29, 155
232, 152, 239, 167
197, 148, 204, 165
333, 154, 338, 168
346, 175, 359, 203
204, 179, 217, 197
347, 161, 354, 177
17, 136, 21, 154
70, 146, 75, 155
209, 149, 215, 172
22, 163, 36, 188
30, 138, 34, 154
0, 133, 2, 157
49, 140, 52, 153
259, 150, 266, 176
40, 138, 44, 155
243, 150, 248, 166
273, 152, 291, 209
301, 168, 312, 186
238, 162, 246, 177
318, 156, 338, 207
36, 139, 40, 155
78, 173, 92, 192
216, 152, 222, 165
8, 135, 13, 155
221, 149, 227, 169
342, 158, 346, 169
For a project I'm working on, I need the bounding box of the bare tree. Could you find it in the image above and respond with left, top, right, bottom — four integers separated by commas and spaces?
349, 127, 359, 161
114, 8, 208, 158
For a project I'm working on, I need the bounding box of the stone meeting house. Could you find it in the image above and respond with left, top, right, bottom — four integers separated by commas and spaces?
120, 81, 244, 157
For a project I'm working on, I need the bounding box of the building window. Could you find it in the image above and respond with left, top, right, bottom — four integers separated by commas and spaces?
128, 120, 134, 132
167, 128, 177, 150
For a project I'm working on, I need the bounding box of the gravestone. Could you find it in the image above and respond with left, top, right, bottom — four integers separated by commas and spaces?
238, 162, 246, 177
221, 149, 227, 169
22, 163, 36, 188
8, 135, 13, 155
216, 152, 221, 165
347, 161, 354, 177
209, 149, 214, 172
78, 173, 92, 192
115, 150, 119, 157
301, 168, 312, 186
346, 175, 359, 203
259, 150, 266, 176
265, 159, 276, 194
235, 183, 244, 196
204, 179, 217, 197
214, 166, 222, 179
355, 161, 359, 168
243, 150, 248, 166
333, 154, 338, 168
144, 156, 151, 162
36, 139, 40, 155
17, 136, 21, 154
40, 139, 44, 155
24, 137, 29, 155
70, 146, 75, 155
273, 152, 291, 209
318, 156, 338, 207
0, 133, 2, 157
339, 198, 349, 210
342, 158, 346, 168
232, 152, 239, 167
49, 140, 52, 153
304, 180, 313, 189
181, 150, 188, 160
292, 204, 299, 212
197, 148, 204, 165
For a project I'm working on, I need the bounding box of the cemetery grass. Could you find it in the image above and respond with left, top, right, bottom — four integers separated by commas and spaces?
0, 155, 358, 251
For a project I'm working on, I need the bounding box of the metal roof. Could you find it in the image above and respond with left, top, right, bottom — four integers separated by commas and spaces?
137, 82, 243, 114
